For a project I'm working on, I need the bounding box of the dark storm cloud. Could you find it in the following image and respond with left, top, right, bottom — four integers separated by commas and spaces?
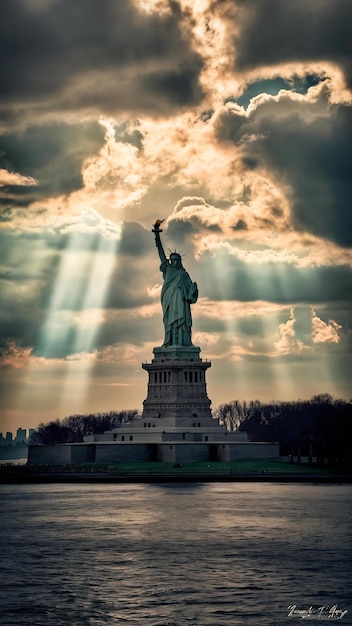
104, 262, 153, 311
142, 57, 204, 106
0, 122, 105, 204
95, 313, 157, 352
233, 0, 352, 88
118, 222, 153, 257
195, 316, 227, 335
0, 274, 50, 351
236, 316, 266, 337
252, 101, 352, 247
0, 0, 203, 124
0, 295, 43, 349
215, 94, 352, 247
198, 250, 352, 306
167, 217, 203, 242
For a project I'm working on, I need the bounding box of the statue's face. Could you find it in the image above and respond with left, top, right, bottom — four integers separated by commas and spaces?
170, 254, 181, 268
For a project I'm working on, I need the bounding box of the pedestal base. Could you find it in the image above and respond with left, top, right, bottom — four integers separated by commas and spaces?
142, 345, 212, 423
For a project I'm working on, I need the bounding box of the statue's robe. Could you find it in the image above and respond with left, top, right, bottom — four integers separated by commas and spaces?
160, 260, 198, 346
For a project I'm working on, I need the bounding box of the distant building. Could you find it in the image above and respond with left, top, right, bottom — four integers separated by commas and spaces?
15, 428, 27, 443
5, 432, 13, 444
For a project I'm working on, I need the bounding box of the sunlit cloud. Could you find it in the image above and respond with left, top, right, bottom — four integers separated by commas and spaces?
312, 309, 342, 344
168, 195, 352, 269
0, 340, 33, 369
131, 0, 172, 16
95, 340, 156, 364
274, 308, 310, 355
196, 298, 288, 319
0, 169, 38, 187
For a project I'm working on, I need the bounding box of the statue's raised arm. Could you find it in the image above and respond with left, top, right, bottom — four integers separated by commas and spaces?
152, 219, 198, 347
152, 219, 167, 264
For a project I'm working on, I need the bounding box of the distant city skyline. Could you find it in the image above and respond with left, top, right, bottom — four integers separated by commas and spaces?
0, 427, 36, 446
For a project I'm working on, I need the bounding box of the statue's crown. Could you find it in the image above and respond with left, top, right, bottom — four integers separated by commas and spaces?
169, 249, 183, 260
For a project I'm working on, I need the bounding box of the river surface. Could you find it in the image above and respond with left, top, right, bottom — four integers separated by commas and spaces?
0, 482, 351, 626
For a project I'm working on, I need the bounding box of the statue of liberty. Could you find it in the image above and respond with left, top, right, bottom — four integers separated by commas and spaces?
152, 219, 198, 347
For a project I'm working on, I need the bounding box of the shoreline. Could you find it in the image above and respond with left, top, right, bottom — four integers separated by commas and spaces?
1, 469, 352, 485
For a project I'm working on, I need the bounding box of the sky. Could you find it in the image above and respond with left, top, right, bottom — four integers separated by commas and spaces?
1, 0, 352, 433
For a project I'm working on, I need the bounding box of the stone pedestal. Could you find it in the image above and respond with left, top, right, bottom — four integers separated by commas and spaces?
141, 345, 212, 423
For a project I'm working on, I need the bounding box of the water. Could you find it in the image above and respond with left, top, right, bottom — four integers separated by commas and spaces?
0, 458, 27, 465
0, 482, 351, 626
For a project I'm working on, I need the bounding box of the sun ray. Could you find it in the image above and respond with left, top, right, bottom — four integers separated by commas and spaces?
12, 214, 121, 420
59, 235, 118, 411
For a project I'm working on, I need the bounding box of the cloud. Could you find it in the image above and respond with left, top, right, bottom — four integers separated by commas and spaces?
214, 84, 352, 246
232, 0, 352, 89
167, 190, 291, 250
0, 339, 33, 369
0, 0, 204, 127
197, 247, 352, 305
274, 308, 309, 355
0, 122, 105, 206
312, 309, 342, 344
0, 169, 38, 187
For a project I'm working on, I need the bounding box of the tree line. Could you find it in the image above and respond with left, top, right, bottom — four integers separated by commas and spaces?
213, 394, 352, 466
29, 395, 352, 467
29, 410, 139, 445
